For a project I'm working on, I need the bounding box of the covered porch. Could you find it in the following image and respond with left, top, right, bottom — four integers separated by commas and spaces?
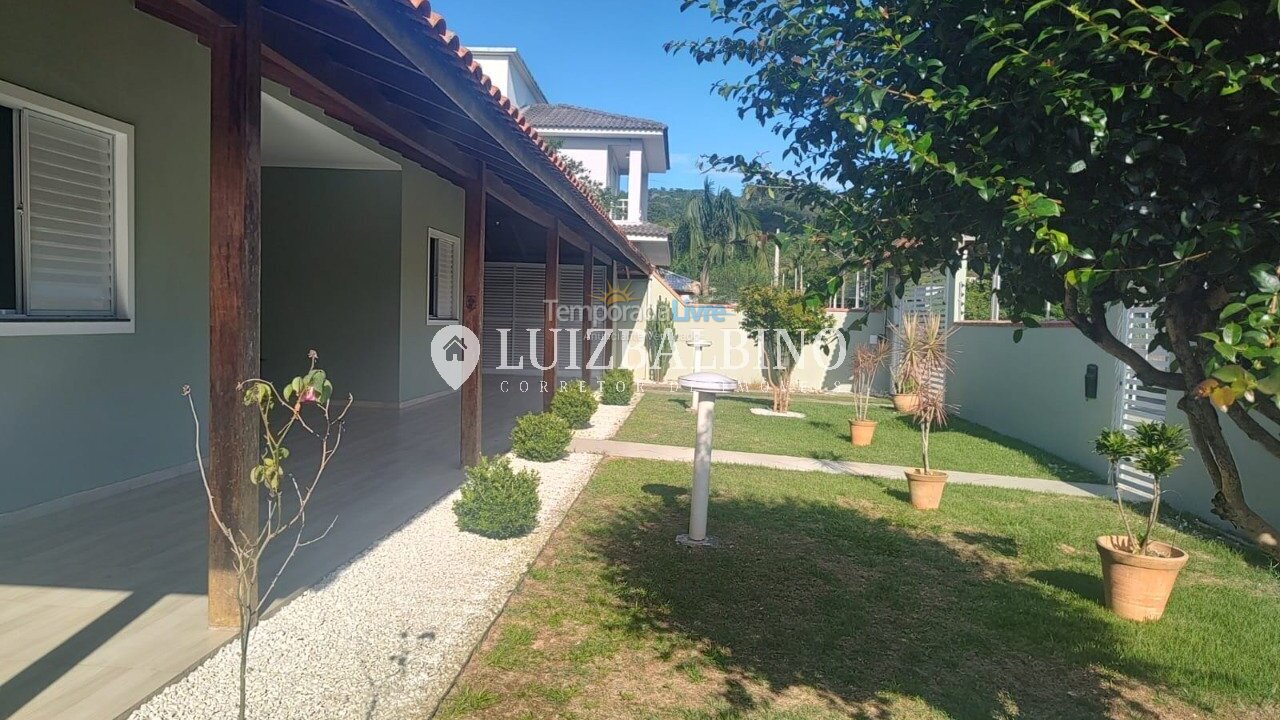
0, 379, 539, 720
0, 0, 649, 717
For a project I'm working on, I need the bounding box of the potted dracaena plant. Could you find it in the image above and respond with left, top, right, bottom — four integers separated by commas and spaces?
901, 316, 954, 509
889, 312, 950, 413
1092, 422, 1191, 621
849, 341, 890, 446
904, 380, 950, 509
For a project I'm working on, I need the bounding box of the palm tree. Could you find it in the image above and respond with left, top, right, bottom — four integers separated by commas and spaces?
682, 179, 763, 294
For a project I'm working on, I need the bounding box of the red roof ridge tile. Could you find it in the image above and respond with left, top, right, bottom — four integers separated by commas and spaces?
391, 0, 652, 270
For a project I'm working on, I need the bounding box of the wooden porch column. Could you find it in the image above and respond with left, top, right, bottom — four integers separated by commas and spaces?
581, 244, 594, 383
207, 0, 262, 628
460, 172, 486, 466
606, 257, 617, 368
543, 219, 559, 409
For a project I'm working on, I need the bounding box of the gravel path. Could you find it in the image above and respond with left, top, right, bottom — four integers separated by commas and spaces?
130, 395, 637, 720
574, 392, 641, 440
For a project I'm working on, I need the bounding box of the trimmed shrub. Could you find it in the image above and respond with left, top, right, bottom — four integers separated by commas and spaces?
550, 381, 598, 428
453, 455, 540, 539
600, 368, 635, 406
510, 412, 572, 462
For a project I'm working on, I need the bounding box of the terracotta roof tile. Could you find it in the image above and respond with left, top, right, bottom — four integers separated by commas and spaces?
388, 1, 650, 269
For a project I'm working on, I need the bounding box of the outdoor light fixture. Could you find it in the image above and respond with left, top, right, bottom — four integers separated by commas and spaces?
676, 372, 739, 548
685, 334, 713, 412
1085, 364, 1099, 400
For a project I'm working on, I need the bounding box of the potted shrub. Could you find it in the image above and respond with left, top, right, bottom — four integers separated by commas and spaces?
888, 311, 933, 412
849, 342, 889, 446
904, 383, 950, 510
1092, 422, 1191, 621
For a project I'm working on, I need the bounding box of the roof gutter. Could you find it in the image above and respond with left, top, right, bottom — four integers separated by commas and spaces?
345, 0, 652, 272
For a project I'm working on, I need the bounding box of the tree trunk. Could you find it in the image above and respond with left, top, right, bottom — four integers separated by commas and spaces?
1067, 285, 1280, 560
1164, 292, 1280, 560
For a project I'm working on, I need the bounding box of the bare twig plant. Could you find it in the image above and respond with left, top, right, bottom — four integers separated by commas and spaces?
182, 351, 351, 720
851, 342, 890, 422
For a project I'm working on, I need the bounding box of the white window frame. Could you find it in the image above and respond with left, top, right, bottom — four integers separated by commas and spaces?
426, 228, 462, 325
0, 79, 134, 337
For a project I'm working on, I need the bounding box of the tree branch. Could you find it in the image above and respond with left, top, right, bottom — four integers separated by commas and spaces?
1063, 288, 1185, 391
1225, 404, 1280, 461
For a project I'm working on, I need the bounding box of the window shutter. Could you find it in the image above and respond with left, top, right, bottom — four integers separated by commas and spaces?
433, 235, 457, 319
23, 111, 115, 316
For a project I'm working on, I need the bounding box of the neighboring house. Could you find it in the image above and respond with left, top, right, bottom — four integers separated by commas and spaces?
472, 48, 673, 267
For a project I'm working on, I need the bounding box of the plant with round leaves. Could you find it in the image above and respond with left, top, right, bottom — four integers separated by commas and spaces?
453, 455, 541, 539
510, 412, 572, 462
550, 381, 599, 428
601, 368, 636, 406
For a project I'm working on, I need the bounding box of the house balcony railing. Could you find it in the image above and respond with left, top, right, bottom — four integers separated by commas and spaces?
610, 196, 630, 222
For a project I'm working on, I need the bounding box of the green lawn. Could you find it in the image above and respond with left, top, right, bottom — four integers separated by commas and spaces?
615, 392, 1101, 483
440, 459, 1280, 720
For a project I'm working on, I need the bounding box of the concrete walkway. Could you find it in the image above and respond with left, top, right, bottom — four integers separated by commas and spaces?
570, 438, 1108, 499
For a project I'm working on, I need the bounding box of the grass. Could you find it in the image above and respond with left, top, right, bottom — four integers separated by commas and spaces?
615, 392, 1100, 483
440, 458, 1280, 719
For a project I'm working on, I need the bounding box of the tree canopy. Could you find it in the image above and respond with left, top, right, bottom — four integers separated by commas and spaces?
670, 0, 1280, 555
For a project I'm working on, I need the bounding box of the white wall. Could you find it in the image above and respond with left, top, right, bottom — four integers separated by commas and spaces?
614, 278, 888, 393
948, 321, 1280, 533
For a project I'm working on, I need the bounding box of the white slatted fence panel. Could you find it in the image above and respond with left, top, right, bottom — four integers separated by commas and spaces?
1112, 307, 1170, 499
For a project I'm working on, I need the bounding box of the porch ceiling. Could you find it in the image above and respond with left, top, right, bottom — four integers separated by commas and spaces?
140, 0, 650, 271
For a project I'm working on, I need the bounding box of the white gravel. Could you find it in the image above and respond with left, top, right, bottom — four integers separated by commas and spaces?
575, 390, 641, 440
130, 398, 636, 720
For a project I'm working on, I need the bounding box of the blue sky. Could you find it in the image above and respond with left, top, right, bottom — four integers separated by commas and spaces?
432, 0, 788, 191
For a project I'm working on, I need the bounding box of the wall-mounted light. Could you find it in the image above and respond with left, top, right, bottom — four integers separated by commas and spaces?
1085, 364, 1099, 400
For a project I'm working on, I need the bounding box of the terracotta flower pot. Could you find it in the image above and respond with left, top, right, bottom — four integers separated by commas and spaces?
904, 469, 948, 510
892, 393, 919, 413
1096, 535, 1189, 622
849, 419, 877, 447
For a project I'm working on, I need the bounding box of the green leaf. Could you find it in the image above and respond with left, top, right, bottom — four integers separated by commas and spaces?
987, 57, 1009, 83
1222, 323, 1242, 344
1219, 302, 1247, 321
1249, 264, 1280, 293
1067, 159, 1087, 174
1024, 0, 1057, 20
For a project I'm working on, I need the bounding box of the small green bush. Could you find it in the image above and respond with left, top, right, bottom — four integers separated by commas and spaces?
550, 381, 598, 428
600, 368, 635, 405
453, 455, 541, 539
510, 412, 572, 462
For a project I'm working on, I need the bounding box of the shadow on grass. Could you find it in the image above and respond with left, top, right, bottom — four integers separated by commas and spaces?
1030, 569, 1106, 605
584, 485, 1169, 719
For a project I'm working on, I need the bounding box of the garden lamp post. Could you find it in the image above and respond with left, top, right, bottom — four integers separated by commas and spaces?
676, 371, 738, 548
685, 334, 712, 412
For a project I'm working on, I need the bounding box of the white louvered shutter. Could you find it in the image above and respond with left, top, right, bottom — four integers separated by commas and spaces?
23, 111, 116, 316
556, 265, 583, 374
482, 264, 513, 370
432, 234, 457, 319
513, 264, 546, 367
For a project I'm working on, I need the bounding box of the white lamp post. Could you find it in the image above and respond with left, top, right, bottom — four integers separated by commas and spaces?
685, 334, 712, 412
676, 371, 739, 548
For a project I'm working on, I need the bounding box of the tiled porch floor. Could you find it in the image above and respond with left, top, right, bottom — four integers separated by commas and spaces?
0, 376, 543, 720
